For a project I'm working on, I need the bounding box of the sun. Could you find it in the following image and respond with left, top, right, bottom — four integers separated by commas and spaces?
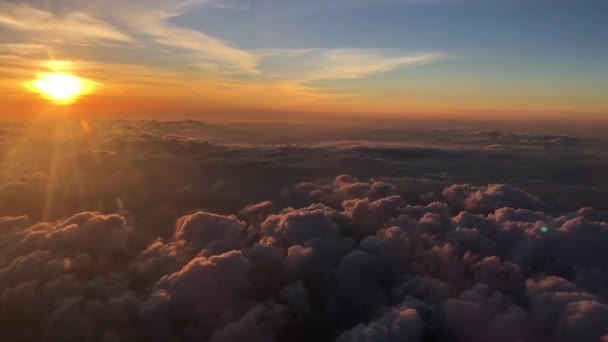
28, 73, 91, 104
32, 73, 83, 102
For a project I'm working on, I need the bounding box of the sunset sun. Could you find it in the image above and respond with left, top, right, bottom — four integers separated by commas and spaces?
29, 73, 89, 103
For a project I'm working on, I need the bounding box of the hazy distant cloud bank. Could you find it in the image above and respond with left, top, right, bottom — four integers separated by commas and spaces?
0, 120, 607, 341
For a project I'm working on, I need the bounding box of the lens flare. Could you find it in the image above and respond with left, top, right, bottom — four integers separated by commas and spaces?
27, 73, 95, 104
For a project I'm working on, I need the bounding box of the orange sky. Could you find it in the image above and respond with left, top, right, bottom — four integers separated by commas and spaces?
1, 0, 607, 121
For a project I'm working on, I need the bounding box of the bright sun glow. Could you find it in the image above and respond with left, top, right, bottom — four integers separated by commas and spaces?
30, 73, 86, 103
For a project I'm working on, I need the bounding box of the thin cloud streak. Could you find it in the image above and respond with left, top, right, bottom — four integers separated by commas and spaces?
0, 2, 133, 43
258, 49, 447, 82
56, 0, 260, 74
0, 0, 449, 114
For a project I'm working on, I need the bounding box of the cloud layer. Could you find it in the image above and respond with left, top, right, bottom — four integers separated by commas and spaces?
0, 120, 607, 341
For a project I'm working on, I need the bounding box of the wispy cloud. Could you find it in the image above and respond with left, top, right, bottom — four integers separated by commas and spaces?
0, 43, 47, 56
0, 2, 133, 43
0, 1, 446, 80
129, 18, 259, 74
0, 0, 448, 111
210, 0, 457, 17
125, 1, 258, 74
57, 0, 259, 74
0, 1, 258, 74
258, 49, 447, 82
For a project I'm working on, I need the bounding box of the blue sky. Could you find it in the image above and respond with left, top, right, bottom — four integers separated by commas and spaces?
174, 0, 608, 52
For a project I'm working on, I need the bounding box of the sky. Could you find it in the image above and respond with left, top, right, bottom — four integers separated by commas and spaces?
0, 0, 607, 120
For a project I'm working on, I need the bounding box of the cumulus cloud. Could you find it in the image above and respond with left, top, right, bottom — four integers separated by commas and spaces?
0, 120, 607, 341
174, 211, 246, 256
336, 306, 423, 342
442, 183, 549, 214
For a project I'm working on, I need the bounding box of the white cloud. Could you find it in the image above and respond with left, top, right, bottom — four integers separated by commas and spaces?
0, 0, 447, 97
257, 49, 446, 82
0, 1, 258, 74
119, 0, 258, 74
0, 43, 47, 56
0, 2, 133, 43
127, 17, 259, 74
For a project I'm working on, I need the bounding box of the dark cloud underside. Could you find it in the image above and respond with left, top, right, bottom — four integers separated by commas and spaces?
0, 120, 607, 341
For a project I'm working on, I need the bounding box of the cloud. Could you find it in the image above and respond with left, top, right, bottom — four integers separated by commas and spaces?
93, 0, 259, 74
307, 50, 445, 81
258, 48, 446, 82
0, 0, 453, 110
0, 0, 257, 75
443, 183, 549, 214
174, 211, 246, 256
0, 2, 133, 43
127, 16, 258, 74
152, 250, 251, 334
209, 302, 287, 342
3, 1, 445, 80
0, 43, 47, 56
0, 120, 606, 341
441, 284, 529, 341
336, 306, 423, 342
219, 0, 460, 16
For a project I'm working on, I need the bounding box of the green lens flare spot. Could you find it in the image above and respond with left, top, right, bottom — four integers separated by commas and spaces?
540, 226, 549, 233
